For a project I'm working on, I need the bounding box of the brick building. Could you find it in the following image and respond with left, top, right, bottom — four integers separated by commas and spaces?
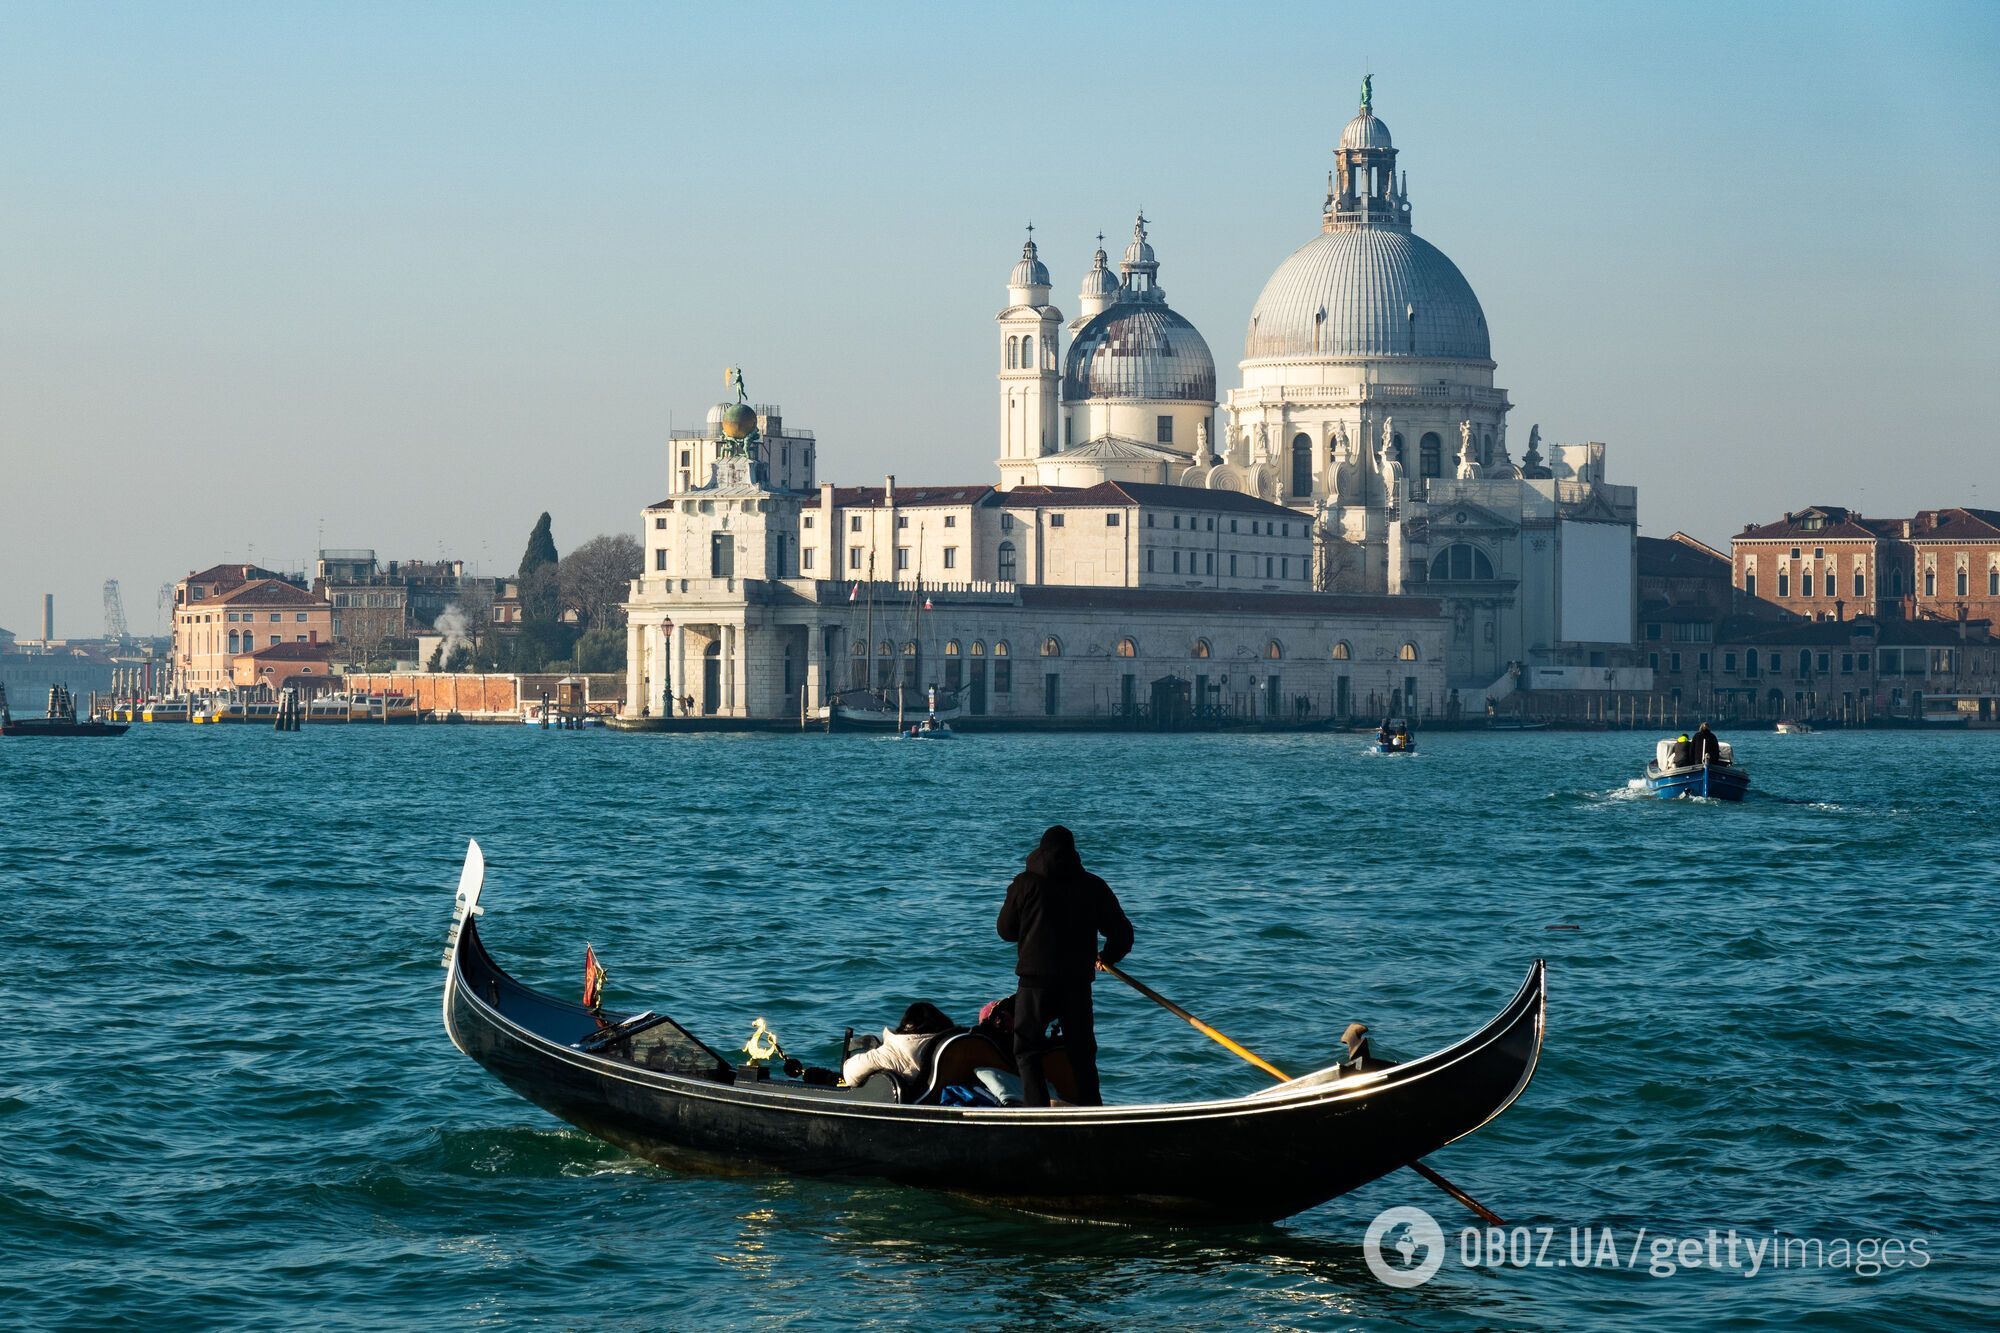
172, 565, 333, 692
1731, 505, 2000, 625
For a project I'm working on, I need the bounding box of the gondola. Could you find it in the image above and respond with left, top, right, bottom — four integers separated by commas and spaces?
440, 841, 1546, 1224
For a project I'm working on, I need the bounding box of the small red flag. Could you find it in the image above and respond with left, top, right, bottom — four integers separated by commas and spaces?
923, 596, 933, 611
848, 584, 859, 602
583, 944, 606, 1010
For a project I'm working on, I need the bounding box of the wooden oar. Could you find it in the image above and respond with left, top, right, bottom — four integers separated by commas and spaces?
1099, 960, 1506, 1227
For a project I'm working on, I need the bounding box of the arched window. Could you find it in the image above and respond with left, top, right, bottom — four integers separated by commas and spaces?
227, 631, 239, 652
1006, 336, 1017, 369
1429, 544, 1495, 581
850, 641, 866, 656
1041, 636, 1062, 657
945, 640, 961, 656
993, 640, 1009, 657
1291, 433, 1313, 497
903, 641, 918, 657
1191, 638, 1211, 659
878, 640, 894, 656
1331, 640, 1351, 660
1115, 637, 1137, 658
1021, 334, 1034, 369
1419, 432, 1443, 479
1265, 640, 1283, 660
970, 640, 986, 657
1481, 432, 1495, 467
1398, 642, 1420, 661
997, 541, 1017, 582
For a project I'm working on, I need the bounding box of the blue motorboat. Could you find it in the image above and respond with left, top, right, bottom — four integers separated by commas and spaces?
1642, 738, 1749, 801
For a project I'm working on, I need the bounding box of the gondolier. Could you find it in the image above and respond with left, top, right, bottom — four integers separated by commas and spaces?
996, 826, 1133, 1107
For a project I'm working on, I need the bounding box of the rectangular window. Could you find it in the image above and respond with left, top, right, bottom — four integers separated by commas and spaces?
1802, 573, 1814, 597
1230, 553, 1238, 577
942, 547, 957, 570
296, 634, 306, 642
1172, 551, 1181, 574
270, 612, 282, 622
1265, 556, 1274, 579
896, 547, 910, 571
1745, 573, 1757, 598
1146, 513, 1155, 527
802, 548, 815, 571
994, 660, 1012, 693
1282, 523, 1290, 537
1147, 549, 1155, 572
944, 515, 956, 528
1858, 653, 1871, 672
897, 515, 909, 529
850, 515, 862, 532
1230, 519, 1238, 533
1817, 653, 1830, 672
655, 516, 667, 529
710, 534, 734, 577
1646, 623, 1663, 640
1648, 652, 1659, 672
1205, 552, 1214, 575
654, 548, 668, 571
1924, 570, 1935, 596
848, 547, 861, 570
1002, 513, 1015, 532
1777, 573, 1790, 597
1206, 517, 1214, 531
1957, 569, 1969, 596
1156, 415, 1173, 444
680, 450, 691, 467
1698, 652, 1710, 672
269, 635, 280, 646
1281, 557, 1289, 579
1724, 652, 1738, 672
1043, 671, 1061, 715
1172, 515, 1181, 530
1991, 569, 1999, 596
1065, 418, 1073, 447
1049, 513, 1064, 527
1670, 652, 1681, 672
1106, 513, 1119, 527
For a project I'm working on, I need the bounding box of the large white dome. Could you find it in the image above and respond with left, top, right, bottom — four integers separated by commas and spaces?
1244, 226, 1490, 362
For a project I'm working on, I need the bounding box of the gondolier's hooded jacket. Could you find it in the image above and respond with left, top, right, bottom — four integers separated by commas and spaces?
998, 827, 1134, 983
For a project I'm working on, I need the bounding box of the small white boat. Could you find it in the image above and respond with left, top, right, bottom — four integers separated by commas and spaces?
1774, 720, 1812, 735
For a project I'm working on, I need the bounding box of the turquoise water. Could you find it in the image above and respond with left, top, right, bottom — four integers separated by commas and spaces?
2, 726, 1996, 1329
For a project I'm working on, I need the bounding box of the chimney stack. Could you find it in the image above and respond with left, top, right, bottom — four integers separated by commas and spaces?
884, 474, 895, 503
41, 593, 54, 644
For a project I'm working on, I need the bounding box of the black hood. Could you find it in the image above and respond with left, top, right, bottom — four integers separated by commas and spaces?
1025, 825, 1083, 877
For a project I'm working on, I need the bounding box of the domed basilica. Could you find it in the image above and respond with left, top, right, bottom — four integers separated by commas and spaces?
995, 82, 1638, 686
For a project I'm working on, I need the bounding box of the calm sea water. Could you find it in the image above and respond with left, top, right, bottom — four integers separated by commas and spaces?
2, 724, 1996, 1329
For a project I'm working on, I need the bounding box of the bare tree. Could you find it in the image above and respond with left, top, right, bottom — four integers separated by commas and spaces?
559, 533, 643, 634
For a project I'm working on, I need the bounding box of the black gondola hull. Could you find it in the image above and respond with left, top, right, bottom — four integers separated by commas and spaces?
445, 900, 1544, 1224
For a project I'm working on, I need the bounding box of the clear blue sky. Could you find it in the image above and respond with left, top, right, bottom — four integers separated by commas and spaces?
3, 1, 1996, 637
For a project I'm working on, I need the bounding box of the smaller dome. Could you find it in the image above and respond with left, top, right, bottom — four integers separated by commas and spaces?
705, 401, 730, 425
1081, 245, 1119, 298
1010, 238, 1050, 288
1123, 228, 1155, 267
1340, 111, 1393, 151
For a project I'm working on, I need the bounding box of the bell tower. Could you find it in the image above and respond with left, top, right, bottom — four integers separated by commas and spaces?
996, 226, 1062, 489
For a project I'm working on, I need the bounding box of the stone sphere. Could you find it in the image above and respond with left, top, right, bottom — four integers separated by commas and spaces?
720, 403, 757, 440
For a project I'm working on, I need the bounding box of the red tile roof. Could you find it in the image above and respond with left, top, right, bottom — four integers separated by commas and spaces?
214, 578, 327, 608
1908, 508, 2000, 543
1734, 506, 1881, 542
1638, 534, 1730, 578
184, 563, 281, 588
